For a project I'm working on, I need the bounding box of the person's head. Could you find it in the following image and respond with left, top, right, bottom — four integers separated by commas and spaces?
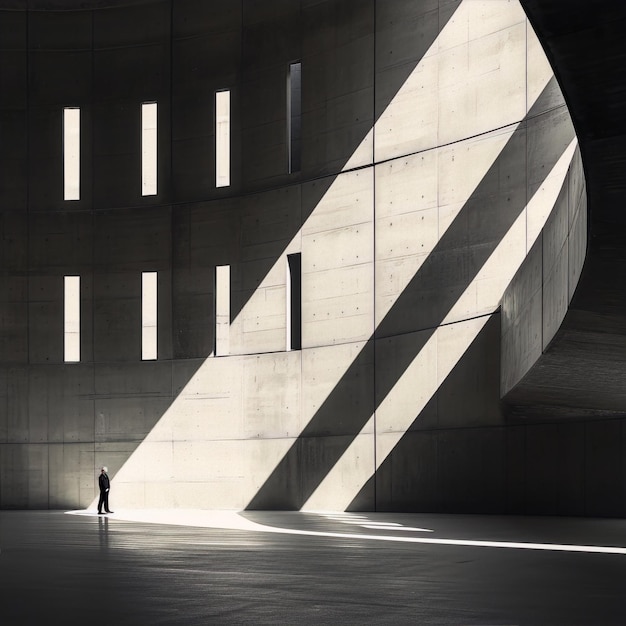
101, 466, 108, 473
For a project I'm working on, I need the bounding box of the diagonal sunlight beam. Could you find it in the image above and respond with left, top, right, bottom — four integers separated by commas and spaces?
229, 0, 531, 342
91, 1, 576, 513
246, 77, 576, 509
303, 138, 578, 511
88, 0, 466, 511
227, 0, 464, 328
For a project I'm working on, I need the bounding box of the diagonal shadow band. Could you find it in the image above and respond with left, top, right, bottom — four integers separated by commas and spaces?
246, 77, 576, 510
82, 1, 464, 504
347, 314, 503, 512
173, 1, 462, 359
225, 1, 464, 327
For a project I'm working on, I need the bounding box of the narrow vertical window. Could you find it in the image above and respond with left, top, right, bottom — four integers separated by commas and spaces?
286, 253, 301, 350
287, 61, 302, 173
214, 265, 230, 356
215, 90, 230, 188
64, 275, 80, 362
141, 102, 157, 196
142, 271, 157, 360
63, 107, 80, 201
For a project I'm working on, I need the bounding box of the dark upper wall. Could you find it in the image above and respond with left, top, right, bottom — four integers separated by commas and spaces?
2, 1, 162, 10
0, 0, 371, 363
0, 1, 376, 212
0, 0, 444, 509
0, 0, 452, 368
19, 1, 372, 204
520, 0, 626, 233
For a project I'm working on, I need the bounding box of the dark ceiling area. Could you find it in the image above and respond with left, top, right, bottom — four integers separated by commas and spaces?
505, 1, 626, 419
521, 0, 626, 231
8, 0, 154, 10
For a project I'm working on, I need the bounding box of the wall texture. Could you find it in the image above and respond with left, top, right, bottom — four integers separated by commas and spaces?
0, 0, 584, 513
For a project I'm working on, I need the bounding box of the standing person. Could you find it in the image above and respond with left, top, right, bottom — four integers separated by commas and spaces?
98, 466, 113, 514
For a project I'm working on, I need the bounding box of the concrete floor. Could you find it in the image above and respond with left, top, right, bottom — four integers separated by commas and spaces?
1, 509, 626, 625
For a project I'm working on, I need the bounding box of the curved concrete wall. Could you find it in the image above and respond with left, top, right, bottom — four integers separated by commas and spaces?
0, 0, 582, 512
501, 145, 587, 399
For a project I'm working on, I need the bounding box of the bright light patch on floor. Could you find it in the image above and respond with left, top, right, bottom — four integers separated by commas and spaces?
65, 509, 626, 555
360, 525, 434, 532
356, 521, 401, 526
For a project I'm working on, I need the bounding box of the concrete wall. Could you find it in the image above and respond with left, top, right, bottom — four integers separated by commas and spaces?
501, 144, 587, 397
0, 0, 585, 513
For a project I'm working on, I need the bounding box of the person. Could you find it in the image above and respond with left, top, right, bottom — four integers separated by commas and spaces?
97, 466, 113, 514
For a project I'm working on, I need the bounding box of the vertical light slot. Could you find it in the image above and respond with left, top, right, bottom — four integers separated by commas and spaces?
287, 61, 302, 173
63, 107, 80, 201
64, 275, 80, 362
142, 271, 157, 360
141, 102, 157, 196
214, 265, 230, 356
215, 90, 230, 188
286, 253, 302, 350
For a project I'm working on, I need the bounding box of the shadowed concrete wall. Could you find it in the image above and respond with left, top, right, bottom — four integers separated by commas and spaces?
495, 0, 626, 518
501, 144, 587, 398
0, 0, 583, 513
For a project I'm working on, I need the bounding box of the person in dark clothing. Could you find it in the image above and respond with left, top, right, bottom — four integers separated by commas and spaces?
98, 466, 113, 514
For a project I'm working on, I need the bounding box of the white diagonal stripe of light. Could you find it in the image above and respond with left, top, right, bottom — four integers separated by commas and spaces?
92, 1, 576, 512
302, 137, 578, 511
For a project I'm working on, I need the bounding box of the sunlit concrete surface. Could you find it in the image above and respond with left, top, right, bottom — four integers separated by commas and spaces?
3, 511, 626, 625
0, 0, 586, 517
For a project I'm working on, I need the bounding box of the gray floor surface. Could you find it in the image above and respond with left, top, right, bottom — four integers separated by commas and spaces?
1, 509, 626, 625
